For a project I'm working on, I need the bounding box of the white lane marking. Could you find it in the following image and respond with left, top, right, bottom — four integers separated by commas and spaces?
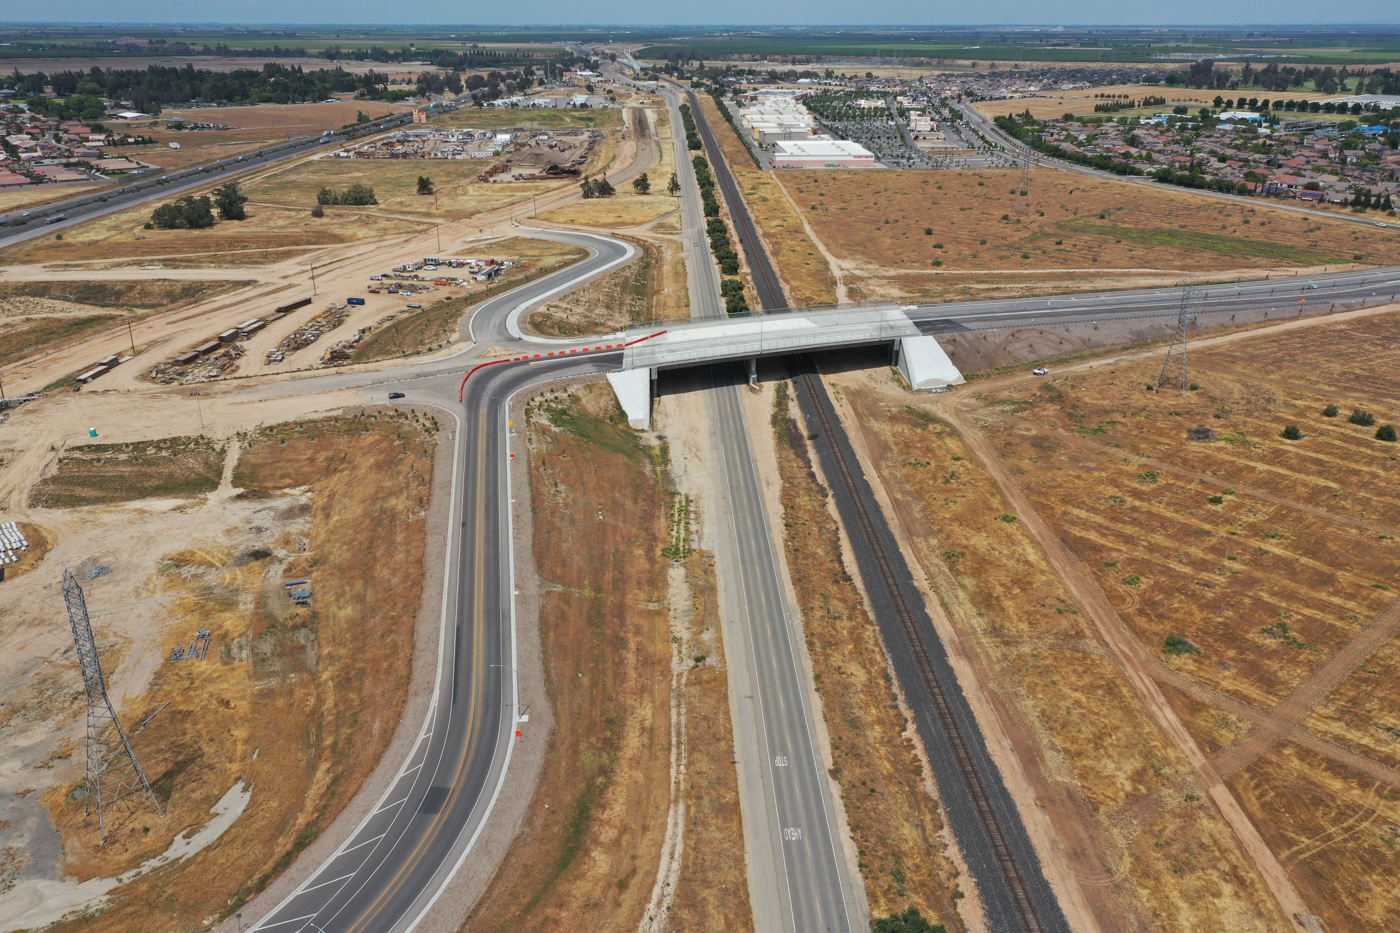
335, 832, 387, 858
500, 229, 637, 343
295, 871, 357, 896
251, 913, 320, 930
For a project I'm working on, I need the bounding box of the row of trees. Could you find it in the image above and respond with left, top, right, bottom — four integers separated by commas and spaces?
691, 154, 720, 217
678, 102, 702, 151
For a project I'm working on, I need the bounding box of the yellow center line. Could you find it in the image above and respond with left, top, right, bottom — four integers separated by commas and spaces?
345, 401, 494, 933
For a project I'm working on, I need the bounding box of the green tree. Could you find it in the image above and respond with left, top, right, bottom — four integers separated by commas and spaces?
580, 177, 595, 199
873, 907, 946, 933
356, 110, 371, 123
1321, 403, 1339, 417
417, 175, 435, 195
211, 181, 247, 221
150, 195, 216, 230
1377, 425, 1398, 442
667, 172, 680, 196
595, 176, 615, 197
1349, 408, 1376, 427
632, 172, 650, 195
311, 202, 324, 218
1280, 424, 1303, 440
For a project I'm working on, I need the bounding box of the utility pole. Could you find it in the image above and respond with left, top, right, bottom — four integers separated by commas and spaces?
125, 317, 136, 356
64, 569, 162, 844
1011, 143, 1034, 218
309, 262, 317, 296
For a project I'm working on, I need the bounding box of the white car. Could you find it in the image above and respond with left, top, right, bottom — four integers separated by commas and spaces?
1032, 367, 1049, 376
1377, 222, 1390, 228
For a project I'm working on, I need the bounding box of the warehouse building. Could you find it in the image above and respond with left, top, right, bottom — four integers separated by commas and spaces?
770, 139, 878, 169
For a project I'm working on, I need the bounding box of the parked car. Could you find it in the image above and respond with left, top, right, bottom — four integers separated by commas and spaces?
1032, 367, 1049, 376
367, 288, 380, 294
388, 392, 405, 400
407, 303, 423, 309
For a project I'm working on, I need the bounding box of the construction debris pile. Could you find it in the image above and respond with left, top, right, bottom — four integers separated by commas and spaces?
266, 306, 350, 363
321, 326, 373, 365
168, 629, 212, 662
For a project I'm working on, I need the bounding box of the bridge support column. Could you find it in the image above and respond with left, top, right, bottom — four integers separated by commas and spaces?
896, 336, 965, 392
747, 358, 758, 388
607, 368, 654, 431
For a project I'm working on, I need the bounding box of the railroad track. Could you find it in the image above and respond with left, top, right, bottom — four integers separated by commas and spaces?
688, 80, 1065, 933
793, 361, 1049, 933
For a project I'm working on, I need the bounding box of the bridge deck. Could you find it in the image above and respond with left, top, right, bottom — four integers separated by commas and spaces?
623, 307, 920, 371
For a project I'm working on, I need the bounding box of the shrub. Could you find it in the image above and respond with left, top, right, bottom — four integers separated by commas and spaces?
1280, 424, 1302, 440
310, 202, 324, 217
1321, 403, 1339, 417
923, 227, 932, 235
1163, 633, 1202, 656
1208, 495, 1226, 504
1378, 425, 1398, 442
1349, 408, 1375, 426
316, 184, 377, 206
873, 907, 946, 933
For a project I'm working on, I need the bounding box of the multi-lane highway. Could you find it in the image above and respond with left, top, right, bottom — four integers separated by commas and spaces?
0, 105, 438, 248
664, 80, 865, 933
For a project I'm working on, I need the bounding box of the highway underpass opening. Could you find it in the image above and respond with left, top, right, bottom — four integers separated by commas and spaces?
608, 307, 964, 430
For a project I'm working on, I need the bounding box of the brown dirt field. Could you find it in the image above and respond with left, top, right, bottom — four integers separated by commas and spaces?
527, 237, 683, 338
1305, 634, 1400, 773
670, 551, 755, 932
38, 409, 434, 932
163, 101, 408, 131
460, 384, 671, 933
787, 169, 1400, 288
353, 236, 586, 360
965, 311, 1400, 712
0, 279, 252, 369
30, 435, 226, 508
0, 199, 427, 266
831, 376, 1289, 932
769, 381, 964, 926
696, 95, 837, 307
1228, 742, 1400, 933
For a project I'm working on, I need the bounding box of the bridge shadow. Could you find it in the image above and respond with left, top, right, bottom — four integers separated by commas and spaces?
652, 345, 897, 403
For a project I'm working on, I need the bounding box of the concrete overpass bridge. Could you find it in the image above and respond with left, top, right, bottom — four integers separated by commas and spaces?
606, 305, 964, 429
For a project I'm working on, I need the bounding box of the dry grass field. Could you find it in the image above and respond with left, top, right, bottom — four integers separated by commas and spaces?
0, 279, 251, 369
30, 435, 225, 508
38, 410, 435, 933
828, 374, 1287, 932
0, 184, 102, 214
461, 384, 672, 933
848, 305, 1400, 930
527, 237, 685, 338
971, 86, 1337, 121
428, 107, 623, 132
787, 168, 1400, 279
0, 197, 427, 266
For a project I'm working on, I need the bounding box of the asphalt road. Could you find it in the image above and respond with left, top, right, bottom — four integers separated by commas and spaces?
0, 103, 454, 248
903, 264, 1400, 335
246, 353, 613, 933
661, 80, 864, 933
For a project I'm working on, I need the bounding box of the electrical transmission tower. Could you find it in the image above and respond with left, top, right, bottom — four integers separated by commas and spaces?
63, 569, 162, 843
1157, 287, 1195, 394
1011, 144, 1034, 217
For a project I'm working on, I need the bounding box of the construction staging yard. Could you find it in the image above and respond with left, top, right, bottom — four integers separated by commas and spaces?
5, 48, 1400, 933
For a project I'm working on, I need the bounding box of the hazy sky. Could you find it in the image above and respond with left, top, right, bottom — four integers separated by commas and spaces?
12, 0, 1400, 27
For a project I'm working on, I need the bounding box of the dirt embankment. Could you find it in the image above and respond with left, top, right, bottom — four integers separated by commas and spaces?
30, 409, 437, 933
768, 380, 965, 927
526, 236, 685, 338
459, 384, 674, 933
